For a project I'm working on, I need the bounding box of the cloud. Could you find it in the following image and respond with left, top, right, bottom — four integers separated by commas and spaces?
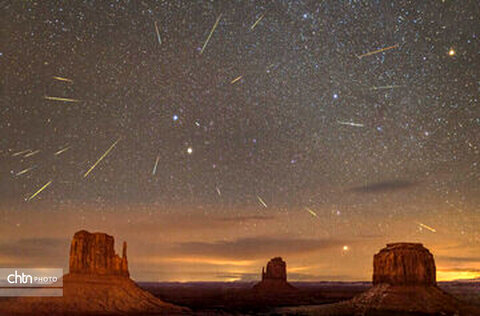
350, 180, 416, 193
171, 237, 346, 260
0, 238, 69, 265
215, 215, 275, 222
438, 256, 480, 263
438, 268, 480, 273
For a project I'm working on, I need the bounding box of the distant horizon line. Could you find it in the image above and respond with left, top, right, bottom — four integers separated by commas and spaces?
134, 278, 480, 284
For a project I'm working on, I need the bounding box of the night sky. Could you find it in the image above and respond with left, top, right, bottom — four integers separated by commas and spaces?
1, 1, 479, 282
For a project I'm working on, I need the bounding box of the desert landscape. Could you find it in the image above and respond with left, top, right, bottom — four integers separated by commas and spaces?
2, 1, 479, 315
1, 231, 479, 315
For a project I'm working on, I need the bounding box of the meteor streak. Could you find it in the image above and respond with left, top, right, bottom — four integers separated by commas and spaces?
250, 14, 265, 30
52, 76, 73, 83
370, 85, 403, 91
154, 21, 162, 45
16, 167, 35, 176
230, 76, 242, 84
257, 195, 268, 208
152, 156, 160, 175
337, 120, 364, 127
27, 180, 52, 201
12, 149, 31, 157
83, 138, 120, 178
54, 146, 71, 156
357, 44, 399, 59
44, 96, 81, 103
24, 150, 40, 158
416, 222, 437, 233
305, 207, 318, 218
200, 14, 222, 55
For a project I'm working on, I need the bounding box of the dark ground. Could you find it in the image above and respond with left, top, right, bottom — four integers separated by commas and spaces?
0, 281, 478, 315
139, 280, 480, 314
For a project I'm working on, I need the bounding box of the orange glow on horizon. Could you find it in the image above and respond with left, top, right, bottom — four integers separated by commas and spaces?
288, 266, 312, 273
437, 270, 480, 281
143, 256, 257, 267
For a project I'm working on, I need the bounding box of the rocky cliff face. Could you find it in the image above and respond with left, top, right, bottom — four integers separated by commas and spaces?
262, 257, 287, 281
276, 242, 473, 315
0, 230, 187, 315
69, 230, 129, 276
350, 242, 462, 315
254, 257, 296, 292
373, 242, 436, 286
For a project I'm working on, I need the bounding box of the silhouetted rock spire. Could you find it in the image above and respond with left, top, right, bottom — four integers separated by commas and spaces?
254, 257, 296, 292
261, 257, 287, 281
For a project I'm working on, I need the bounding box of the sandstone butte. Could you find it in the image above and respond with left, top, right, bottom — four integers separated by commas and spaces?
372, 242, 436, 286
350, 242, 462, 314
69, 230, 129, 277
253, 257, 297, 292
0, 230, 188, 315
278, 242, 480, 315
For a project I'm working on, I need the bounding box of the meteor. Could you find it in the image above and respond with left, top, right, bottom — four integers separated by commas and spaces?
83, 138, 120, 178
54, 146, 71, 156
12, 149, 31, 157
305, 207, 318, 218
357, 44, 399, 59
24, 150, 40, 158
16, 166, 35, 176
27, 180, 52, 201
337, 120, 364, 127
370, 85, 403, 91
152, 156, 160, 175
154, 21, 162, 45
416, 222, 437, 233
250, 14, 265, 30
257, 195, 268, 208
200, 14, 222, 55
52, 76, 73, 83
44, 96, 81, 103
230, 76, 242, 84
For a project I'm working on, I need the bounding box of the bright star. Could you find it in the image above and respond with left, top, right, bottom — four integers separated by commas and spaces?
343, 245, 349, 251
187, 147, 193, 154
333, 93, 339, 99
448, 48, 455, 56
173, 114, 179, 121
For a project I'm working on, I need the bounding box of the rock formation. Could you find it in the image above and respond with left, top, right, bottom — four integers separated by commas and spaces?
69, 230, 129, 276
0, 230, 188, 315
348, 243, 462, 314
373, 242, 436, 286
253, 257, 296, 292
277, 242, 479, 315
262, 257, 287, 281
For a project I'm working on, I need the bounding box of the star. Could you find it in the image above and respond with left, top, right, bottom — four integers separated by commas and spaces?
448, 48, 456, 56
187, 147, 193, 154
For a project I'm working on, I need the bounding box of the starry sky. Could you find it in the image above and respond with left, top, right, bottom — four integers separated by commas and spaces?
1, 0, 479, 282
